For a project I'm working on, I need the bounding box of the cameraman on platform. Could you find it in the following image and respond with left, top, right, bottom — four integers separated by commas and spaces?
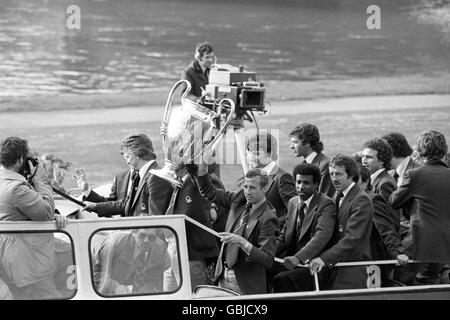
0, 136, 67, 299
182, 41, 216, 103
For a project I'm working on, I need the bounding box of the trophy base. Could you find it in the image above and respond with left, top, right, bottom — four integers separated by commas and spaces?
150, 162, 183, 187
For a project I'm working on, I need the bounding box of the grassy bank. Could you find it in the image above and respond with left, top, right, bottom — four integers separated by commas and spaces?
1, 73, 450, 113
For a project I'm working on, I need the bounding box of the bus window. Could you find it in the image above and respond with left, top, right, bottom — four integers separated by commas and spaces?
89, 227, 181, 297
0, 231, 76, 300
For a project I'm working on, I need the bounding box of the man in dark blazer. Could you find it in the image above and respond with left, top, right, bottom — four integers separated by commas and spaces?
152, 167, 220, 291
390, 129, 450, 285
196, 165, 279, 295
358, 164, 401, 286
181, 42, 215, 102
83, 133, 172, 217
244, 132, 296, 226
309, 155, 373, 290
74, 167, 132, 203
273, 163, 336, 292
381, 132, 421, 241
289, 123, 334, 197
362, 137, 397, 203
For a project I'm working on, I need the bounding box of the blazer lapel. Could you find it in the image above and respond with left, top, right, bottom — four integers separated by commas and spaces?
130, 162, 157, 210
285, 197, 300, 244
244, 201, 268, 238
299, 193, 319, 239
338, 184, 358, 219
265, 165, 279, 194
225, 200, 245, 232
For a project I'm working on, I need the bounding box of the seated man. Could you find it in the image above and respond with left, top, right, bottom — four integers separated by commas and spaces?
273, 163, 336, 292
195, 164, 279, 295
309, 155, 373, 290
91, 228, 171, 295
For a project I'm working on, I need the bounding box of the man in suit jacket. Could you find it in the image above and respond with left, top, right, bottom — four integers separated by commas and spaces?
362, 137, 397, 203
151, 166, 220, 291
83, 133, 172, 217
74, 167, 132, 203
289, 123, 334, 197
309, 155, 373, 290
390, 129, 450, 285
273, 163, 336, 292
358, 164, 402, 286
196, 165, 279, 295
244, 132, 296, 226
92, 229, 171, 295
381, 132, 421, 242
181, 42, 215, 102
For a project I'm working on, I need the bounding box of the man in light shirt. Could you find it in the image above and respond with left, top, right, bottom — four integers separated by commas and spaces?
289, 123, 334, 197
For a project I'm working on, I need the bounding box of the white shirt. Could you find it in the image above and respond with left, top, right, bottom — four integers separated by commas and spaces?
305, 152, 318, 164
299, 193, 314, 212
339, 182, 356, 207
261, 160, 277, 176
395, 156, 411, 187
370, 168, 385, 186
138, 160, 155, 180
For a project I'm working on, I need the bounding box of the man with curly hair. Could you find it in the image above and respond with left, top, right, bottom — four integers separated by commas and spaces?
362, 138, 397, 204
390, 129, 450, 285
289, 123, 334, 198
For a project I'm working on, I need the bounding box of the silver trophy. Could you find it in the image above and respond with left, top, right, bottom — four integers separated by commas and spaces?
151, 79, 235, 187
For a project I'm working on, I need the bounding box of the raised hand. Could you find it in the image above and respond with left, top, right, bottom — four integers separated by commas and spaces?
73, 168, 89, 192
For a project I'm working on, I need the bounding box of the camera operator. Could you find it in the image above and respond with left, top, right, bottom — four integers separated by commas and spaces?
0, 136, 67, 299
181, 41, 216, 103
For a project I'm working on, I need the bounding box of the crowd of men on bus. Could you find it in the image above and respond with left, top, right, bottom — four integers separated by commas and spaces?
0, 41, 449, 298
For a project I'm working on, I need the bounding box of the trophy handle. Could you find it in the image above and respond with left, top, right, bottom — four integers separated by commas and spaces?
207, 98, 236, 151
161, 79, 191, 152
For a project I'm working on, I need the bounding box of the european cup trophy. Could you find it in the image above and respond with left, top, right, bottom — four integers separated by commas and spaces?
151, 79, 235, 187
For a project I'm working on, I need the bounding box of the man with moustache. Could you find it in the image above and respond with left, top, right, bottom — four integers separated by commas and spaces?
289, 123, 334, 197
272, 163, 336, 292
309, 155, 373, 290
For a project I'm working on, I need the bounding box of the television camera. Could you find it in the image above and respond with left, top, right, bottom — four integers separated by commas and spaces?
201, 64, 267, 125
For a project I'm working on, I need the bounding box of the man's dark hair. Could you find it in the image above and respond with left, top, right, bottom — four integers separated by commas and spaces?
382, 132, 413, 158
363, 138, 393, 169
194, 42, 214, 59
292, 163, 321, 185
120, 132, 156, 161
330, 154, 360, 183
246, 132, 278, 161
0, 137, 30, 167
417, 129, 448, 161
245, 168, 269, 188
358, 164, 372, 191
289, 123, 324, 153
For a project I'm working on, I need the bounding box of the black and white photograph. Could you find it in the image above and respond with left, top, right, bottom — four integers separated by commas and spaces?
0, 0, 449, 302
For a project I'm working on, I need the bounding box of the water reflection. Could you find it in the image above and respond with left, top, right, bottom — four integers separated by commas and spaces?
0, 0, 449, 97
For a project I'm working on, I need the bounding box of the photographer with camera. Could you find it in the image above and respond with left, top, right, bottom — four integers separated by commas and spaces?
0, 136, 67, 299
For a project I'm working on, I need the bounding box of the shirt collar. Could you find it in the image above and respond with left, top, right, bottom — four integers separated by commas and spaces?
305, 152, 318, 164
342, 182, 356, 199
0, 167, 26, 182
262, 160, 277, 175
396, 156, 410, 177
370, 168, 385, 185
299, 192, 314, 210
250, 197, 266, 213
139, 160, 155, 179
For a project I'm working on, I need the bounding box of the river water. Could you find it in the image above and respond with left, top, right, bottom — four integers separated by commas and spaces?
0, 0, 449, 96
